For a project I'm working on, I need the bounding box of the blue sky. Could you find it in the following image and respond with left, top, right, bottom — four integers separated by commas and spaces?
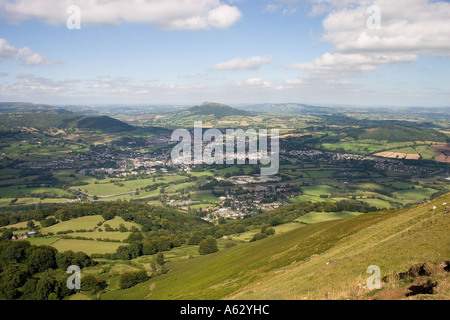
0, 0, 449, 107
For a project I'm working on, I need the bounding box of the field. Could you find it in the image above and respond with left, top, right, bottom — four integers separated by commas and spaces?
40, 216, 104, 234
295, 211, 362, 224
28, 215, 139, 254
392, 187, 437, 204
98, 194, 450, 300
50, 239, 123, 255
289, 185, 338, 203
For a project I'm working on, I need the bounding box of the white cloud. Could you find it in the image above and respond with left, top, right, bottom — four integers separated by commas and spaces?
264, 4, 281, 14
85, 75, 129, 90
237, 78, 272, 88
0, 38, 58, 66
289, 52, 418, 77
181, 72, 207, 78
210, 56, 272, 71
0, 0, 242, 30
290, 0, 450, 79
0, 74, 79, 99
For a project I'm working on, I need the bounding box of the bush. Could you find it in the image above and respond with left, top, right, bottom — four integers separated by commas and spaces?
40, 217, 57, 228
198, 236, 218, 255
251, 233, 268, 242
81, 275, 107, 293
119, 270, 149, 289
187, 231, 204, 245
224, 241, 237, 249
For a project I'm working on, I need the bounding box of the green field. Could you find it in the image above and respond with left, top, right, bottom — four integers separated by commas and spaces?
0, 186, 72, 198
392, 187, 437, 204
99, 193, 450, 300
290, 184, 338, 203
74, 175, 188, 197
50, 239, 123, 255
322, 141, 414, 155
295, 211, 362, 224
0, 198, 69, 206
41, 215, 104, 234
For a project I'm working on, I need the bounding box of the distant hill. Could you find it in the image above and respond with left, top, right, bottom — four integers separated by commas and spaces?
71, 115, 134, 132
359, 124, 448, 142
184, 102, 255, 119
0, 109, 134, 133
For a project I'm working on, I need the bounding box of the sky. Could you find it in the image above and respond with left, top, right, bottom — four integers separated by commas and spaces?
0, 0, 449, 107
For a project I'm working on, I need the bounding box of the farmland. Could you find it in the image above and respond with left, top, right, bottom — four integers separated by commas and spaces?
0, 103, 448, 302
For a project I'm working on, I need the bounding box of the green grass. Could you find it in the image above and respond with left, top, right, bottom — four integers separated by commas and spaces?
26, 236, 60, 246
0, 186, 73, 198
415, 145, 438, 160
72, 231, 130, 241
74, 175, 188, 196
50, 238, 123, 255
103, 216, 141, 230
392, 187, 437, 204
290, 194, 335, 203
290, 185, 338, 203
295, 211, 362, 224
190, 192, 220, 203
359, 198, 391, 209
0, 198, 70, 207
306, 170, 335, 178
97, 193, 449, 300
41, 215, 104, 234
322, 141, 414, 155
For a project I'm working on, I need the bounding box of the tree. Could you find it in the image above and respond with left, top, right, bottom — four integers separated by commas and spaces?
102, 209, 115, 221
251, 233, 268, 242
56, 251, 74, 270
187, 231, 204, 245
155, 252, 164, 266
40, 217, 57, 228
198, 236, 218, 255
125, 232, 143, 243
0, 282, 19, 300
26, 246, 57, 273
119, 271, 149, 289
35, 272, 57, 300
27, 220, 35, 230
0, 229, 13, 241
81, 275, 107, 293
142, 240, 158, 255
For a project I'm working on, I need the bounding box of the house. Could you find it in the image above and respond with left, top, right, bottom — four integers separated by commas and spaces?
11, 231, 36, 240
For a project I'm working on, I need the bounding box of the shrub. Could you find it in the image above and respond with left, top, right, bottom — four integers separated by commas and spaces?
119, 270, 149, 289
251, 233, 268, 242
198, 236, 218, 255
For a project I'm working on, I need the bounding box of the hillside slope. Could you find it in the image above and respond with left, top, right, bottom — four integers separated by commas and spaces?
104, 194, 449, 300
0, 112, 134, 133
182, 102, 255, 119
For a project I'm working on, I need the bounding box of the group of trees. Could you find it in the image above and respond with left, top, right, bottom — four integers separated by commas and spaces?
250, 225, 276, 242
0, 240, 96, 300
119, 270, 149, 289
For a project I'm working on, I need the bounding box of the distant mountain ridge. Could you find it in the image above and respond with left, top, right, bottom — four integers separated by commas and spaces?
0, 103, 134, 133
184, 102, 256, 119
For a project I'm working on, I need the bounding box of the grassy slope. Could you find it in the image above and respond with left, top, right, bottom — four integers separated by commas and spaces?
102, 194, 449, 300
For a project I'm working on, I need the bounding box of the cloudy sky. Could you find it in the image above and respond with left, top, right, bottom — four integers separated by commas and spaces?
0, 0, 449, 107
